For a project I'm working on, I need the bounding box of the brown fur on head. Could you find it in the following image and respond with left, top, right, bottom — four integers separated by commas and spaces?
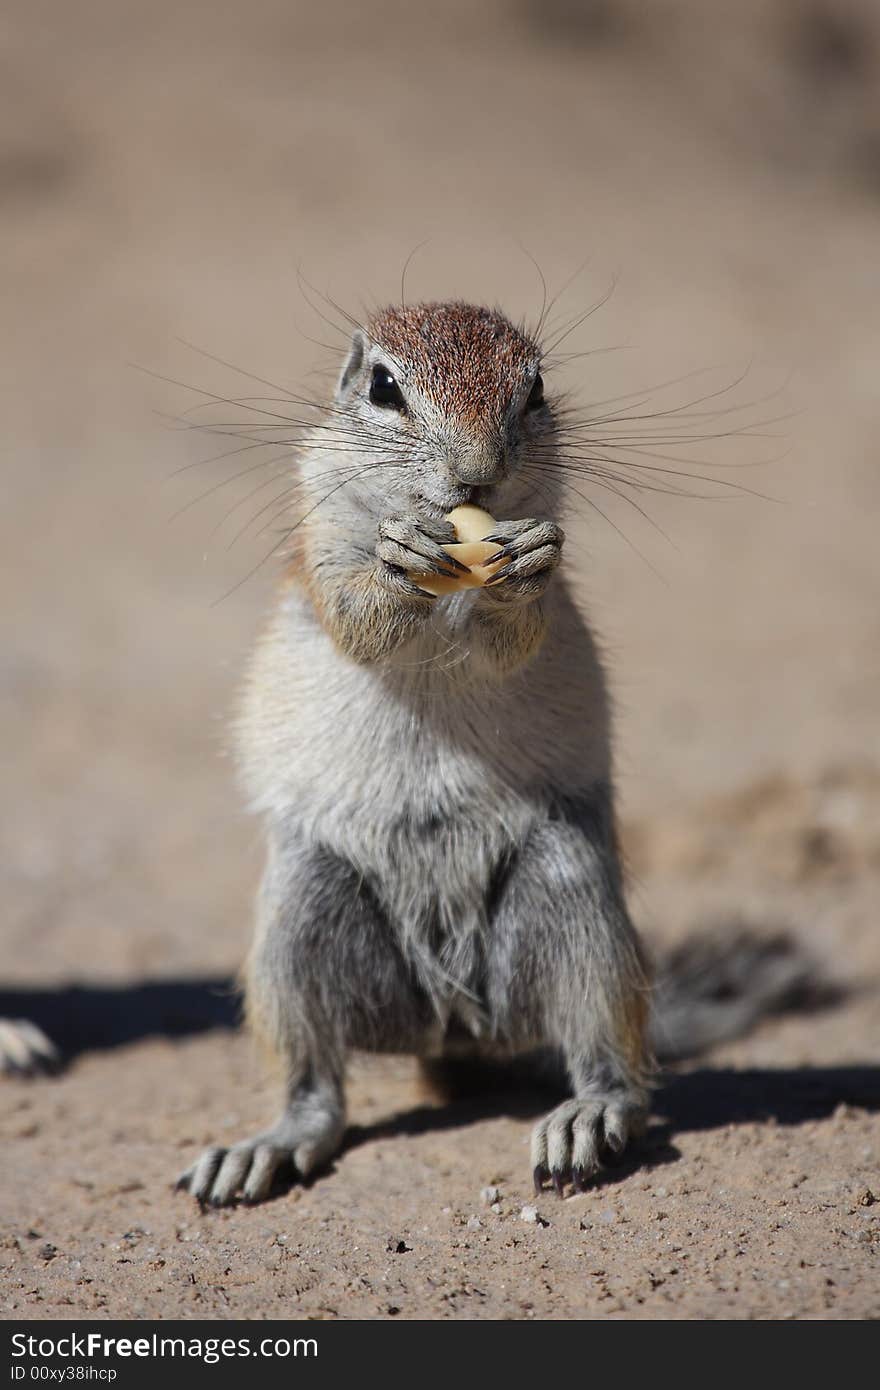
334, 301, 552, 516
280, 301, 562, 669
366, 302, 539, 426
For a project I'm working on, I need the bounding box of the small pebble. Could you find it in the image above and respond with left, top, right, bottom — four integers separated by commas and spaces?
520, 1205, 539, 1223
466, 1215, 482, 1230
490, 1203, 502, 1215
480, 1185, 499, 1206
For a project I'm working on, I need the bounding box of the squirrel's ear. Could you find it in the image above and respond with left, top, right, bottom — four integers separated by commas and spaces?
337, 330, 367, 399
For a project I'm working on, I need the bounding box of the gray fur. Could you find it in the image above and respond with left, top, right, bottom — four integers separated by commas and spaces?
650, 924, 830, 1062
0, 1018, 60, 1077
177, 303, 651, 1206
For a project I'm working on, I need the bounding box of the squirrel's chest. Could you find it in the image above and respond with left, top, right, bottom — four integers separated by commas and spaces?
239, 594, 608, 838
246, 651, 520, 819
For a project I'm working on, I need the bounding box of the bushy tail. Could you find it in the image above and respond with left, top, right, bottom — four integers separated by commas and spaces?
650, 922, 838, 1063
419, 924, 838, 1103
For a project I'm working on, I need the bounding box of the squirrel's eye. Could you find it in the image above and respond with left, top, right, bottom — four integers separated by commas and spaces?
370, 364, 406, 411
524, 372, 545, 413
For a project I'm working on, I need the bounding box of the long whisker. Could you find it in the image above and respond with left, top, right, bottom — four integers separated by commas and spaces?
400, 240, 430, 310
542, 344, 633, 369
169, 449, 294, 521
533, 461, 680, 544
519, 464, 666, 581
533, 259, 593, 344
564, 362, 750, 416
515, 241, 549, 343
544, 450, 780, 502
571, 363, 759, 429
163, 434, 289, 482
540, 279, 618, 357
208, 462, 306, 540
210, 459, 401, 606
528, 453, 727, 501
226, 458, 391, 550
174, 338, 303, 404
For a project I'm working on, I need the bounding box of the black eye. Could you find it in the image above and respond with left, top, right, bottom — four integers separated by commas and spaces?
524, 372, 545, 412
369, 364, 406, 411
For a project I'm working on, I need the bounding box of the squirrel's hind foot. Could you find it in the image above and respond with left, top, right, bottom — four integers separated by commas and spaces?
531, 1095, 646, 1200
176, 1105, 345, 1207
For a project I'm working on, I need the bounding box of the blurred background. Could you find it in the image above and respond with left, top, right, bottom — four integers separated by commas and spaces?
1, 0, 880, 1320
5, 0, 879, 985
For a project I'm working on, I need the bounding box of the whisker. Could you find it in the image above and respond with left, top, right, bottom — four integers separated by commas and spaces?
132, 362, 299, 417
528, 453, 726, 501
519, 465, 666, 581
572, 363, 759, 429
226, 458, 391, 549
515, 241, 549, 343
542, 344, 633, 369
545, 450, 780, 502
164, 435, 289, 482
168, 395, 325, 423
542, 463, 679, 546
400, 240, 430, 310
295, 269, 378, 351
169, 449, 294, 521
532, 258, 592, 345
174, 338, 304, 405
295, 268, 356, 346
207, 461, 305, 540
563, 362, 749, 417
210, 459, 401, 606
540, 279, 618, 357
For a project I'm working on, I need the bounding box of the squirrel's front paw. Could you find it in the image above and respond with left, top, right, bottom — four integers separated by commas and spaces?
480, 519, 564, 602
375, 514, 468, 595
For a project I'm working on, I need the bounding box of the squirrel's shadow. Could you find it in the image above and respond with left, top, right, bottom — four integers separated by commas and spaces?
258, 1060, 880, 1204
4, 977, 879, 1200
340, 1085, 684, 1193
5, 979, 879, 1132
341, 1063, 880, 1174
0, 977, 241, 1057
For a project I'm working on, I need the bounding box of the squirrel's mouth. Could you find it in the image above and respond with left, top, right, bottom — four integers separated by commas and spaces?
418, 484, 495, 520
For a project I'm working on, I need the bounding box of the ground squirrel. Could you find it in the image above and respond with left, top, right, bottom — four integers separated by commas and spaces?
176, 300, 812, 1206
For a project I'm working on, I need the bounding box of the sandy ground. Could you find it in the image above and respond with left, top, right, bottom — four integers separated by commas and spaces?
2, 0, 879, 1320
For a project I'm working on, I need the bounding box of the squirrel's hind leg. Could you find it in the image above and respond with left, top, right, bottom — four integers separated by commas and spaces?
176, 831, 431, 1207
176, 1061, 345, 1206
486, 785, 653, 1197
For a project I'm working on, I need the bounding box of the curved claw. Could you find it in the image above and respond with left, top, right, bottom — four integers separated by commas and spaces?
377, 515, 471, 578
530, 1095, 644, 1200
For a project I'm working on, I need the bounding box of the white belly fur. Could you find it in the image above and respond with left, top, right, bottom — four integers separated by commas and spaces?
238, 584, 612, 871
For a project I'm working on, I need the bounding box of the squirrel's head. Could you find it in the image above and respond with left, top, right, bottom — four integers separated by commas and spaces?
335, 302, 553, 516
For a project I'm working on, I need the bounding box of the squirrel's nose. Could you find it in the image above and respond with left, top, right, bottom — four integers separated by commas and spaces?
451, 442, 507, 487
